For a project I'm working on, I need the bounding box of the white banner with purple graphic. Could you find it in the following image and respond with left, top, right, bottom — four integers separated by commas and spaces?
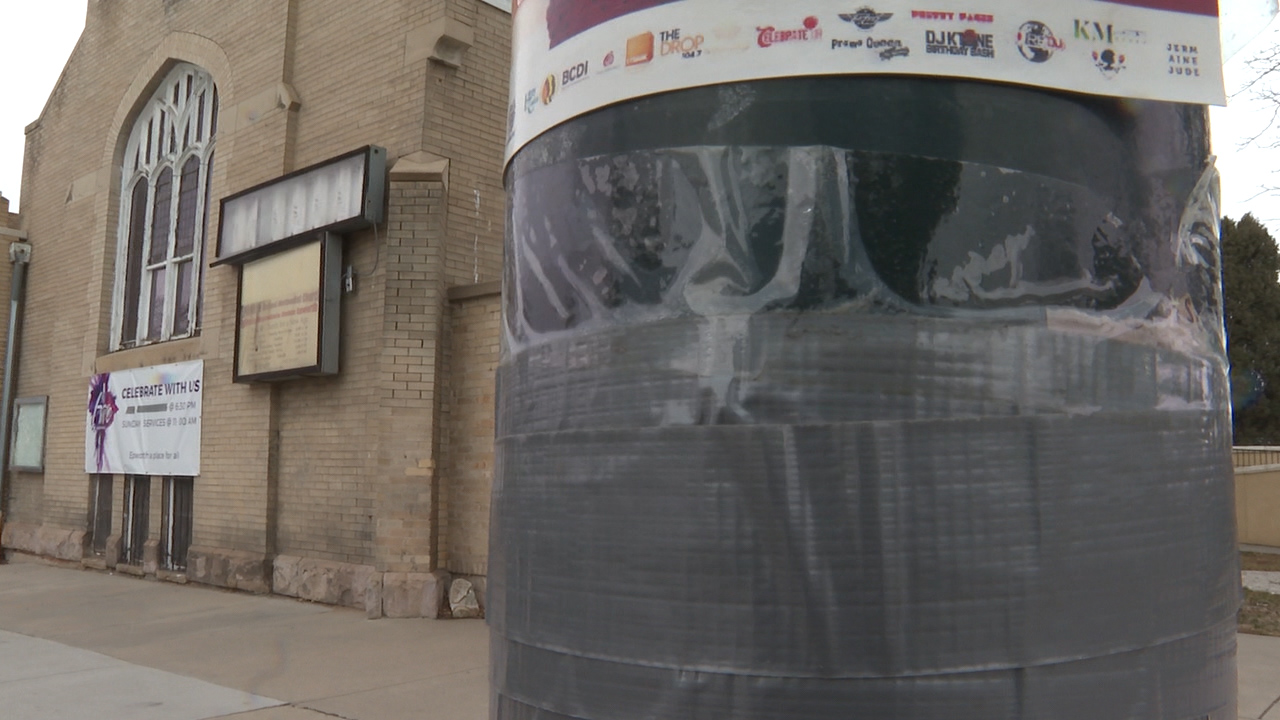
85, 360, 203, 476
507, 0, 1224, 161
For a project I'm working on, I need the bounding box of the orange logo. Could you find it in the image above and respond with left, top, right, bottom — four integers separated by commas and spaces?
627, 32, 655, 65
540, 74, 557, 104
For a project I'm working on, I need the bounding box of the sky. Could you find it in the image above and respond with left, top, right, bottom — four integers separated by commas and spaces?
0, 1, 84, 212
2, 2, 1280, 235
1214, 18, 1280, 233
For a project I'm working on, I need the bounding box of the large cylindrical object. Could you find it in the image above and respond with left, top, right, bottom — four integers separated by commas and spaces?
492, 8, 1237, 720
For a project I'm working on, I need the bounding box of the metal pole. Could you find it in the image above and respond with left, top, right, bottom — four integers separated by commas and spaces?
0, 242, 32, 520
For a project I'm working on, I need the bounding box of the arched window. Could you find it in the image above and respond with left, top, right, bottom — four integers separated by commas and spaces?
114, 63, 217, 348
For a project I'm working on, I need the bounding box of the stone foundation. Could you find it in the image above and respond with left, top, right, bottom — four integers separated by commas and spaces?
156, 569, 189, 584
453, 573, 487, 615
141, 539, 160, 576
382, 570, 450, 619
1, 522, 87, 562
1, 531, 475, 619
104, 534, 121, 569
82, 556, 108, 571
187, 546, 271, 594
272, 556, 453, 619
272, 555, 378, 611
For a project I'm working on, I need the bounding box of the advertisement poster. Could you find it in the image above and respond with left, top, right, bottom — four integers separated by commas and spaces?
85, 360, 203, 476
507, 0, 1224, 160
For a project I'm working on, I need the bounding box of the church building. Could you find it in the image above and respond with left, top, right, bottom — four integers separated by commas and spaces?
0, 0, 511, 618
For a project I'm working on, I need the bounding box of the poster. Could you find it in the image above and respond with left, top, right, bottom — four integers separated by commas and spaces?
506, 0, 1224, 161
85, 360, 203, 476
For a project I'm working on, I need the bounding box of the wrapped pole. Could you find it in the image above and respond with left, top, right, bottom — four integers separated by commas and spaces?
493, 3, 1237, 718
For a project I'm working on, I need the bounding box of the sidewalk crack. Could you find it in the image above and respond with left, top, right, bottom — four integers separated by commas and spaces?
293, 705, 357, 720
1262, 693, 1280, 720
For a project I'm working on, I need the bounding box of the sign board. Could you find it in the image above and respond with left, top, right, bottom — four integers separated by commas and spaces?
85, 361, 203, 475
506, 0, 1224, 161
11, 396, 47, 472
235, 234, 342, 382
215, 146, 385, 266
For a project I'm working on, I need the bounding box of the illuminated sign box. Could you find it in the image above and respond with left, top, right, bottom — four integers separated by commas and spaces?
234, 234, 341, 382
214, 145, 386, 266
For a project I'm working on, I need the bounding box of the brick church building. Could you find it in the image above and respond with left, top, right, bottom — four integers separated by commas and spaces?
0, 0, 511, 618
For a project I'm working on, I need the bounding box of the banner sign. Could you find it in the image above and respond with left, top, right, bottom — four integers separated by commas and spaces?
506, 0, 1224, 161
85, 360, 203, 476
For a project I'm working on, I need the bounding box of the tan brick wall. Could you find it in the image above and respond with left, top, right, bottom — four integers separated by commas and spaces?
440, 291, 500, 576
371, 178, 450, 573
0, 193, 18, 230
8, 0, 511, 602
288, 1, 430, 172
273, 229, 384, 566
434, 1, 510, 288
6, 474, 43, 524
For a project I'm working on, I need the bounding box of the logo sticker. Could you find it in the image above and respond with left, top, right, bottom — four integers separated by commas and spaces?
1074, 20, 1144, 44
879, 44, 910, 61
840, 8, 893, 30
925, 28, 995, 58
1016, 21, 1064, 63
1168, 43, 1200, 78
831, 36, 909, 59
1092, 48, 1126, 76
561, 61, 589, 87
540, 74, 557, 105
660, 28, 705, 58
758, 16, 822, 48
911, 10, 993, 23
627, 32, 655, 65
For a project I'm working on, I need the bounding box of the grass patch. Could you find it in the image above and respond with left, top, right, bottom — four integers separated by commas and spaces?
1242, 552, 1280, 572
1241, 589, 1280, 637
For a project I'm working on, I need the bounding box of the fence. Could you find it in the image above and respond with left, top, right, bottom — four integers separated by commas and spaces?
1234, 447, 1280, 548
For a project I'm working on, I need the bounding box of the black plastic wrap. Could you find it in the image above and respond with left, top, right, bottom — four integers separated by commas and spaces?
492, 77, 1237, 719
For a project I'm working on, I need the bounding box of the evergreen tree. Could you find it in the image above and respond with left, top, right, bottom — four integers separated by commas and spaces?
1222, 214, 1280, 444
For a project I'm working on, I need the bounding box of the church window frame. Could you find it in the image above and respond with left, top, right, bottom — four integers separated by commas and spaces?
112, 63, 218, 350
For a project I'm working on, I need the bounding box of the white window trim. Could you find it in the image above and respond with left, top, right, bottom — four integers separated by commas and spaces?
111, 63, 217, 351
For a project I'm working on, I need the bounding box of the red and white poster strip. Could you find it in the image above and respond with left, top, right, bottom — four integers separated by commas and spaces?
85, 360, 203, 476
507, 0, 1223, 161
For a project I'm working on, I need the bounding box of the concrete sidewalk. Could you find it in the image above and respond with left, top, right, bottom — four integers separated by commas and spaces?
0, 558, 487, 719
2, 559, 1280, 719
1242, 632, 1280, 720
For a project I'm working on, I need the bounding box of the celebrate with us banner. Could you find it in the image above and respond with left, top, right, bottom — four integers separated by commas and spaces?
85, 360, 203, 476
506, 0, 1224, 161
